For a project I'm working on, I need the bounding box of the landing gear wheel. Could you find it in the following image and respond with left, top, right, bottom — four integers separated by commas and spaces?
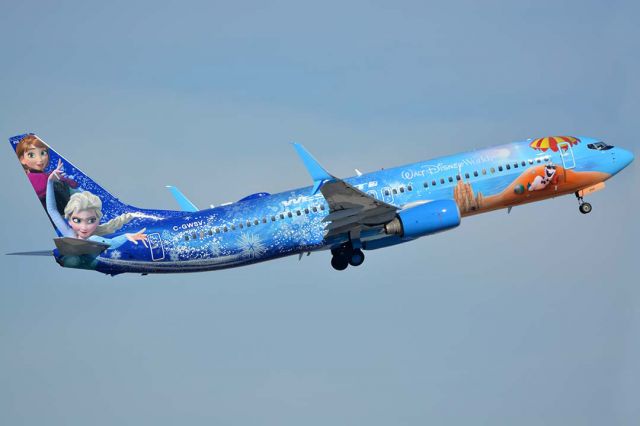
349, 249, 365, 267
579, 202, 593, 215
331, 254, 349, 271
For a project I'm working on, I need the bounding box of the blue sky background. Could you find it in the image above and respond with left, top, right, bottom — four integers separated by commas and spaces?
1, 1, 638, 424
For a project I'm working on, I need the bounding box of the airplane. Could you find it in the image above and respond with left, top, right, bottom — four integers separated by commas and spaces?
7, 133, 634, 274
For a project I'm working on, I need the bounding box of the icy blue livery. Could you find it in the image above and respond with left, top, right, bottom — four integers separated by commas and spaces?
8, 134, 634, 274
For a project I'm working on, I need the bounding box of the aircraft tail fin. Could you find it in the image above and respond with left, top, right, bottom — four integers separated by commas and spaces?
9, 133, 182, 237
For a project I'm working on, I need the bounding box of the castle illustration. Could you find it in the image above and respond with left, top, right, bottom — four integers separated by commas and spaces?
453, 180, 485, 213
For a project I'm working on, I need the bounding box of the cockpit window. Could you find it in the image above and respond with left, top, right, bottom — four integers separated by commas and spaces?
587, 141, 614, 151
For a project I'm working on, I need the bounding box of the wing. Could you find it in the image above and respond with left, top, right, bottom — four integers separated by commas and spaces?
319, 179, 397, 237
165, 185, 199, 212
292, 143, 397, 238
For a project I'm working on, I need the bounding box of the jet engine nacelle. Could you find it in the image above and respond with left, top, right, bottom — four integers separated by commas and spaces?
384, 200, 461, 239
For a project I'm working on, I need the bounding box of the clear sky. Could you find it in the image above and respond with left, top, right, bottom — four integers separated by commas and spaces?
1, 1, 638, 425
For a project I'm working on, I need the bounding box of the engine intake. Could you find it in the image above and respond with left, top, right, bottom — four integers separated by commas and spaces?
385, 200, 461, 239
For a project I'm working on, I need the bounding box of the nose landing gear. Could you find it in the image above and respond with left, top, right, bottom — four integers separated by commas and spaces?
576, 191, 593, 215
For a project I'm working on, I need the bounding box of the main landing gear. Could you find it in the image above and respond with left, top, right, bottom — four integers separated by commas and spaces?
575, 191, 593, 215
330, 242, 365, 271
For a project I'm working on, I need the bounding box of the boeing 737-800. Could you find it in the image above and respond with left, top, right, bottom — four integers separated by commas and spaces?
8, 134, 634, 274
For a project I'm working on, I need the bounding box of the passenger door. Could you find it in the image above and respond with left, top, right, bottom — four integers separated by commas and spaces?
147, 233, 165, 261
558, 141, 576, 170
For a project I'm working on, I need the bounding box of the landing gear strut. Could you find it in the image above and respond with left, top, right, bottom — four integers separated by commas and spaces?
576, 191, 593, 215
330, 242, 365, 271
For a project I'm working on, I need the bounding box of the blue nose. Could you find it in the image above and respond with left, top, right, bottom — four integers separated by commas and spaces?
617, 148, 635, 169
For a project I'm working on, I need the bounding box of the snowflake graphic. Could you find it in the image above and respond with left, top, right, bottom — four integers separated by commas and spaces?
209, 239, 223, 257
169, 246, 191, 262
110, 250, 121, 259
237, 233, 266, 259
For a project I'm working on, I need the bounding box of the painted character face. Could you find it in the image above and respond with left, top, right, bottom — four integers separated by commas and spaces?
20, 147, 49, 172
545, 165, 557, 178
68, 209, 99, 239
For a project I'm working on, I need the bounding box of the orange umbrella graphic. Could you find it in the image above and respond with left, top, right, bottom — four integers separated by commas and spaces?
530, 136, 580, 152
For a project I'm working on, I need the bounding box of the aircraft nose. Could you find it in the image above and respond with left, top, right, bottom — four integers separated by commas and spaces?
616, 148, 635, 169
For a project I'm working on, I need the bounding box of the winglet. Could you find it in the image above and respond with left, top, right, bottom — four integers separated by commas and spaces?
165, 186, 199, 212
292, 143, 334, 195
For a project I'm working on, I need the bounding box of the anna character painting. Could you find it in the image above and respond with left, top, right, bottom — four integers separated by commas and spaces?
15, 134, 78, 215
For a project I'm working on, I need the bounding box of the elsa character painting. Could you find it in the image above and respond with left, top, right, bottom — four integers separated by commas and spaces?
46, 162, 147, 252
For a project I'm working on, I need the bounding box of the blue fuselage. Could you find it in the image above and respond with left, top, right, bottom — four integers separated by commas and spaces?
92, 137, 633, 275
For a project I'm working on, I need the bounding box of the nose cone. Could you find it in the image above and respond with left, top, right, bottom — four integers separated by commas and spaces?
616, 148, 635, 170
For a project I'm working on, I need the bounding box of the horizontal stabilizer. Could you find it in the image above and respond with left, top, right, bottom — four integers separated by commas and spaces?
6, 250, 53, 256
54, 237, 110, 256
166, 186, 199, 212
292, 143, 334, 194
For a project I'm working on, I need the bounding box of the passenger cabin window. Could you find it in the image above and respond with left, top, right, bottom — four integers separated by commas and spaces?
482, 169, 487, 175
399, 187, 405, 193
407, 185, 413, 191
423, 182, 429, 188
498, 166, 503, 172
506, 164, 511, 170
465, 173, 470, 179
490, 167, 495, 174
392, 189, 397, 195
473, 171, 478, 177
521, 161, 526, 167
432, 180, 437, 186
440, 178, 445, 185
448, 177, 453, 183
